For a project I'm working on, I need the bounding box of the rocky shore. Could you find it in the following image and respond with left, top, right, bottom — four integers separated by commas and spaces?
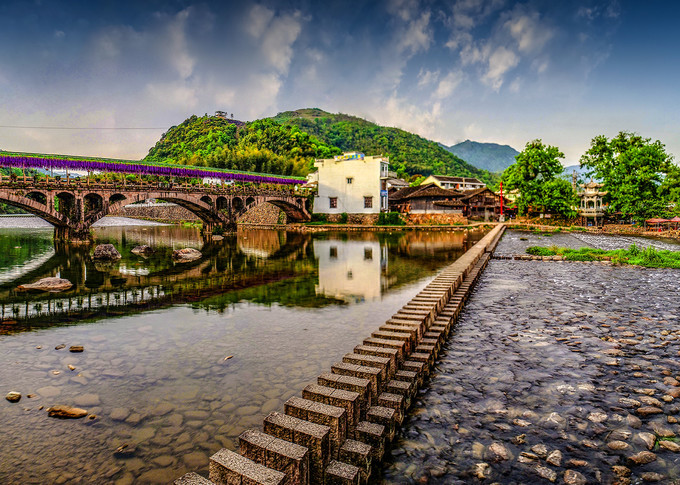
380, 230, 680, 484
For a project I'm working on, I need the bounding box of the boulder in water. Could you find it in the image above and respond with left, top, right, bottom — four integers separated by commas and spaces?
47, 405, 88, 419
92, 244, 121, 261
17, 277, 73, 292
172, 248, 202, 263
131, 245, 154, 256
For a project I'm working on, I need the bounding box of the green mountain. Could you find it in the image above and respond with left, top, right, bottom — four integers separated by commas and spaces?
144, 114, 339, 177
272, 109, 498, 185
144, 109, 499, 185
441, 140, 519, 173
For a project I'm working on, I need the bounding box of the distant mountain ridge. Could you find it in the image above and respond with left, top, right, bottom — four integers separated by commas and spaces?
440, 140, 519, 173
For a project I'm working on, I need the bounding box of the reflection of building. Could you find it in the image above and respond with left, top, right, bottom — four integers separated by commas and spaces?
421, 175, 485, 190
577, 181, 607, 226
313, 152, 389, 214
314, 239, 387, 302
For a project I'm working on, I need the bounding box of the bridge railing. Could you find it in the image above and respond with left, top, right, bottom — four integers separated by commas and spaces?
0, 174, 313, 198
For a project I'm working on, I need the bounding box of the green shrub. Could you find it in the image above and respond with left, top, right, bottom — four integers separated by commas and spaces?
339, 212, 348, 224
311, 213, 327, 223
563, 252, 596, 261
376, 212, 405, 226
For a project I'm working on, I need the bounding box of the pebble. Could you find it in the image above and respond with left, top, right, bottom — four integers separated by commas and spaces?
545, 449, 562, 466
607, 440, 630, 451
69, 345, 84, 353
487, 442, 511, 462
5, 391, 21, 402
563, 469, 587, 485
534, 465, 557, 482
636, 432, 656, 450
47, 405, 88, 419
636, 406, 663, 416
474, 462, 490, 479
658, 440, 680, 452
627, 451, 657, 466
640, 472, 665, 482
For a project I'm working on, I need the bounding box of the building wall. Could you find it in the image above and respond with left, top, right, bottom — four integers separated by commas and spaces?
313, 154, 386, 214
422, 175, 485, 190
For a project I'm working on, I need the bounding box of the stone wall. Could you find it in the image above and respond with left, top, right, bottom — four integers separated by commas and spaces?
112, 203, 199, 222
237, 203, 285, 225
325, 213, 380, 225
405, 213, 467, 226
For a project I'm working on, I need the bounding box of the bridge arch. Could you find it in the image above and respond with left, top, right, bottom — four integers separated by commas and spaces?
26, 191, 47, 205
110, 193, 126, 204
0, 193, 66, 227
244, 199, 311, 222
232, 197, 244, 212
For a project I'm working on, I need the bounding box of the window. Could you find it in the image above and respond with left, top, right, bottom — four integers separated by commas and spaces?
364, 196, 373, 208
347, 177, 353, 184
330, 246, 338, 258
364, 248, 373, 260
329, 197, 337, 208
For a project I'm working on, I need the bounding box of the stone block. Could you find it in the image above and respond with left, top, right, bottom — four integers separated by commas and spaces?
354, 421, 386, 460
302, 384, 361, 431
325, 460, 360, 485
238, 428, 309, 485
362, 337, 407, 357
354, 344, 401, 370
317, 372, 371, 415
331, 362, 382, 402
377, 392, 404, 424
339, 439, 372, 484
174, 472, 215, 485
342, 353, 391, 381
284, 396, 347, 459
209, 448, 286, 485
263, 412, 330, 484
366, 406, 396, 441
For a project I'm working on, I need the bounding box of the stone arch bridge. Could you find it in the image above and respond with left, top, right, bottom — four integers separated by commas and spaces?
0, 179, 311, 242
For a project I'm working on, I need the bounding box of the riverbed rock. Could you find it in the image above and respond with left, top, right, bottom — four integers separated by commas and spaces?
546, 450, 562, 466
658, 440, 680, 452
474, 463, 490, 479
487, 442, 512, 461
5, 391, 21, 402
92, 244, 121, 261
172, 248, 202, 263
69, 345, 84, 353
534, 465, 557, 482
17, 277, 73, 292
563, 469, 587, 485
636, 432, 656, 450
131, 245, 154, 256
47, 405, 88, 419
637, 406, 664, 416
627, 451, 657, 466
607, 440, 630, 451
640, 472, 665, 482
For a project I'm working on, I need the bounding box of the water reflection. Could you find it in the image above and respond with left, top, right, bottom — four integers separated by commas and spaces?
0, 222, 487, 484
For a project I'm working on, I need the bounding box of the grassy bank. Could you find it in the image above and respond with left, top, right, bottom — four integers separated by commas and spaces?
526, 244, 680, 268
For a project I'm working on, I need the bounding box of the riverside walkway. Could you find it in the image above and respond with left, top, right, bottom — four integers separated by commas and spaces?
174, 225, 506, 484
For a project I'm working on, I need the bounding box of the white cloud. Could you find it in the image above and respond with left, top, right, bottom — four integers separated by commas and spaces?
260, 11, 303, 74
508, 77, 521, 93
434, 71, 463, 99
247, 4, 275, 38
504, 10, 553, 53
54, 30, 65, 39
397, 11, 432, 55
417, 68, 439, 86
167, 8, 195, 80
387, 0, 420, 22
483, 46, 519, 90
145, 82, 198, 109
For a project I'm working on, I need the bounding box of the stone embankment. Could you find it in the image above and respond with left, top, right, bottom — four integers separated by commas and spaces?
174, 225, 506, 484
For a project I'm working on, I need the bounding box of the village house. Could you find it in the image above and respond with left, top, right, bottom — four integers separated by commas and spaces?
312, 152, 389, 216
577, 181, 607, 227
420, 175, 486, 191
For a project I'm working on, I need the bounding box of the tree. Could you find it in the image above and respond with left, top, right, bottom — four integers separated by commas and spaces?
580, 131, 675, 221
503, 139, 576, 217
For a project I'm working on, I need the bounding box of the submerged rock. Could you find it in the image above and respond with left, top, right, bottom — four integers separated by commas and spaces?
172, 248, 202, 263
47, 405, 88, 419
92, 244, 121, 260
17, 277, 73, 292
5, 391, 21, 403
131, 245, 154, 256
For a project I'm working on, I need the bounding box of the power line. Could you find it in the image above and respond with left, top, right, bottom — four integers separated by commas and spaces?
0, 125, 166, 130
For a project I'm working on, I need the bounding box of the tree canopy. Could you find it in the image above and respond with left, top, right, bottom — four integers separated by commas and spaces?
579, 131, 676, 220
503, 139, 576, 217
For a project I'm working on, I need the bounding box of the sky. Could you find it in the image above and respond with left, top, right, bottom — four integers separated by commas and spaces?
0, 0, 678, 166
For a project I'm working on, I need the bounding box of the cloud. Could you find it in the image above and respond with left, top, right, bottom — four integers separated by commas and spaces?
417, 68, 439, 86
145, 82, 198, 109
167, 8, 195, 80
397, 11, 432, 55
260, 11, 304, 74
483, 46, 519, 90
247, 4, 275, 38
387, 0, 420, 22
504, 10, 553, 53
433, 71, 463, 99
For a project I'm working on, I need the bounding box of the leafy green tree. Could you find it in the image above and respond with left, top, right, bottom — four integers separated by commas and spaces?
503, 140, 576, 217
580, 131, 675, 220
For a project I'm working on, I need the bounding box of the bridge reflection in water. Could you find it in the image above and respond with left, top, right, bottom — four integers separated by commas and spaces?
0, 224, 482, 330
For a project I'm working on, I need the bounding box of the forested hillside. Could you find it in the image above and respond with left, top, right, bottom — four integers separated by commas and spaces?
442, 140, 519, 173
144, 109, 498, 184
144, 115, 339, 176
272, 109, 497, 185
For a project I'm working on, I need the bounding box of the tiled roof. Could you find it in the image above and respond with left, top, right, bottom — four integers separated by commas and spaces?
390, 183, 464, 201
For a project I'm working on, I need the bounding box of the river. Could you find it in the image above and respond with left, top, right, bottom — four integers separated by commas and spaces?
0, 216, 488, 484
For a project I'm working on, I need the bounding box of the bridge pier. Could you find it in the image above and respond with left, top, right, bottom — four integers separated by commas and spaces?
54, 226, 93, 244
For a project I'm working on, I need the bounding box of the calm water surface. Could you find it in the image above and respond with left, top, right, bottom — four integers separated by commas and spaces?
0, 217, 486, 484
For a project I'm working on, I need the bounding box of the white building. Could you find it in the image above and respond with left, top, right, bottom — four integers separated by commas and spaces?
313, 152, 389, 214
421, 175, 485, 191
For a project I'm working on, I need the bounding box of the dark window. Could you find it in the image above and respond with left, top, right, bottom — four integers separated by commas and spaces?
364, 248, 373, 260
347, 177, 353, 184
364, 196, 373, 208
330, 246, 338, 258
329, 197, 337, 208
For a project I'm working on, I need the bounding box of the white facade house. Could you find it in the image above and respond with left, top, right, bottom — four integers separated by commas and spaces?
313, 152, 389, 214
421, 175, 485, 191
